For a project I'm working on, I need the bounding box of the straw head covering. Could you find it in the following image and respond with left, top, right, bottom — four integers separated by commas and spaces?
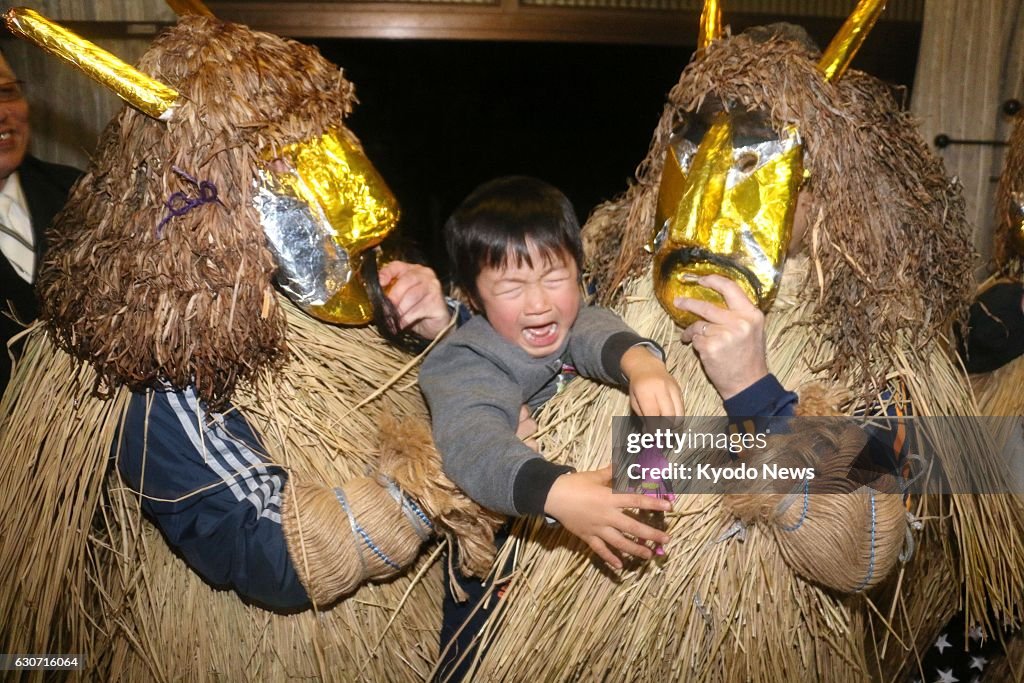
37, 16, 362, 407
593, 21, 975, 393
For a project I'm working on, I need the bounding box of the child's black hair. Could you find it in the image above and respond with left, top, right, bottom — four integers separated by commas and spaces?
444, 176, 583, 304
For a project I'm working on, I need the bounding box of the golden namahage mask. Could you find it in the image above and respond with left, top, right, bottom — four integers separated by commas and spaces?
1009, 192, 1024, 257
254, 128, 399, 324
653, 110, 805, 327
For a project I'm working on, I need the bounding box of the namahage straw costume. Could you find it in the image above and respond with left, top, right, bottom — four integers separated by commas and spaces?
453, 1, 1024, 680
966, 105, 1024, 418
0, 8, 499, 680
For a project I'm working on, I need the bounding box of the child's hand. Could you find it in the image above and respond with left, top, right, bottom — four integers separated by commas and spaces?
379, 260, 450, 340
620, 346, 684, 417
544, 465, 672, 569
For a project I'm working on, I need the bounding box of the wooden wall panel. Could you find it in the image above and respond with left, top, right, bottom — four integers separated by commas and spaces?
912, 0, 1024, 275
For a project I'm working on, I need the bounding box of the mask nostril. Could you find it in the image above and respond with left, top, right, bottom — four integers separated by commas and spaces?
736, 151, 759, 174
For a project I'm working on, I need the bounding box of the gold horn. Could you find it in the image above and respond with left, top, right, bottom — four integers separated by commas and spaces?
165, 0, 216, 18
697, 0, 723, 51
4, 7, 180, 120
817, 0, 886, 83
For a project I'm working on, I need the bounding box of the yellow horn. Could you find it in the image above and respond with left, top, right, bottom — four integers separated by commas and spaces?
697, 0, 723, 51
818, 0, 886, 83
4, 7, 180, 120
165, 0, 216, 18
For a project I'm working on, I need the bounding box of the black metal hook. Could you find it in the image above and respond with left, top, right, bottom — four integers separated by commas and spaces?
933, 100, 1021, 149
934, 134, 1008, 149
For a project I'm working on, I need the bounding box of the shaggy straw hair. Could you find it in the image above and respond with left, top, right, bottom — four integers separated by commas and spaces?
457, 26, 1024, 681
995, 112, 1024, 273
590, 25, 974, 396
37, 15, 358, 408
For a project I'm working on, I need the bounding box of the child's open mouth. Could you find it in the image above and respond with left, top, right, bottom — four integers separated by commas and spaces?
522, 322, 558, 347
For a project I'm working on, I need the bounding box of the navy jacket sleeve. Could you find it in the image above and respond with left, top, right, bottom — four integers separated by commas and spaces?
115, 387, 309, 610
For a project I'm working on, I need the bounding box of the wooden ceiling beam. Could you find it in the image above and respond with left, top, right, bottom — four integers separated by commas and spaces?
207, 3, 693, 44
206, 3, 918, 47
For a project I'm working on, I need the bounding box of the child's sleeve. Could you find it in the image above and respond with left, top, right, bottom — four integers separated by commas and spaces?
420, 341, 572, 517
567, 305, 664, 386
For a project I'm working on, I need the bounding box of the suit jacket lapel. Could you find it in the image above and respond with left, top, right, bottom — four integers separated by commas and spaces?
17, 155, 64, 275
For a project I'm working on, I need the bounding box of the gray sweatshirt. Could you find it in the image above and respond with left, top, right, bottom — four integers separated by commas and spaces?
419, 305, 659, 516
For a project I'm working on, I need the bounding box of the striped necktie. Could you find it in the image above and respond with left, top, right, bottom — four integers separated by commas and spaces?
0, 192, 35, 283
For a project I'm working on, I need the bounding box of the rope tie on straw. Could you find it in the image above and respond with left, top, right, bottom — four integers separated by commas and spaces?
333, 487, 400, 570
780, 479, 810, 531
156, 166, 223, 238
716, 519, 747, 543
379, 475, 435, 542
693, 594, 713, 628
852, 490, 878, 593
897, 453, 925, 498
899, 510, 923, 563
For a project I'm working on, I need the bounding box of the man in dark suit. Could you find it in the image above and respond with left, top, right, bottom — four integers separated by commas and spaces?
0, 48, 81, 393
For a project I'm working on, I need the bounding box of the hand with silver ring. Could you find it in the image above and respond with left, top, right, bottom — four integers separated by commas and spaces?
674, 274, 770, 400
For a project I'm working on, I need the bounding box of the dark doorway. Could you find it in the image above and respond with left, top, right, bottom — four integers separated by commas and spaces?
310, 28, 919, 280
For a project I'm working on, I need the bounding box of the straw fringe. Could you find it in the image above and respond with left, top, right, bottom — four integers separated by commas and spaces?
0, 324, 130, 668
0, 296, 479, 680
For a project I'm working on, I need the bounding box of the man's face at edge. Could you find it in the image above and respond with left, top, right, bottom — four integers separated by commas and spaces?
0, 53, 30, 190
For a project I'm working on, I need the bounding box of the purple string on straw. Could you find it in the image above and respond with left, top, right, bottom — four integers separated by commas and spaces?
155, 166, 223, 238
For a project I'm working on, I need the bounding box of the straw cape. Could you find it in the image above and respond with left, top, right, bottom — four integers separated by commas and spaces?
0, 15, 499, 681
454, 22, 1024, 683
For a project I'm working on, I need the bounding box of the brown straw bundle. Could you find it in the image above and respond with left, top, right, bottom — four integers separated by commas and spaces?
282, 477, 427, 605
995, 112, 1024, 274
